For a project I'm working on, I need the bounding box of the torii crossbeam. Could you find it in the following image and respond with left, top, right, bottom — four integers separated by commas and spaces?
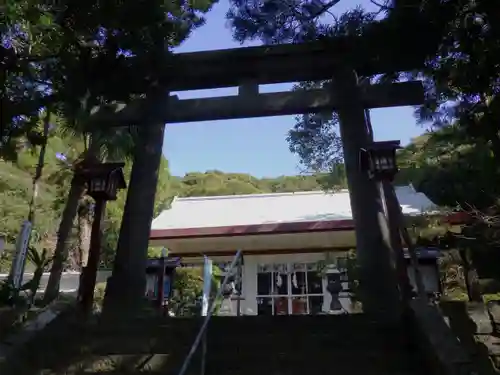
90, 81, 423, 126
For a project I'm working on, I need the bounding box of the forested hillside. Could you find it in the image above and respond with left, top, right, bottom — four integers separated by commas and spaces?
171, 169, 346, 197
0, 134, 342, 272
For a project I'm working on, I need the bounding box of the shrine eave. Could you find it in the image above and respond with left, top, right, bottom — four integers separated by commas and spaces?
149, 212, 469, 241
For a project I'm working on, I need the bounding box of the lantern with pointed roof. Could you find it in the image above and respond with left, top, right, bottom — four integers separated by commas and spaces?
360, 140, 401, 181
76, 162, 127, 201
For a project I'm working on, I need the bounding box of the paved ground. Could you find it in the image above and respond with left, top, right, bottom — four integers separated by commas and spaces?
0, 272, 80, 293
0, 270, 112, 293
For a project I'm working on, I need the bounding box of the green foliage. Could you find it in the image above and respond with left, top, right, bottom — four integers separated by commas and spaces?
24, 247, 53, 304
2, 0, 218, 173
0, 159, 59, 272
0, 246, 53, 308
172, 170, 331, 197
0, 280, 27, 308
394, 128, 500, 302
342, 250, 360, 306
226, 0, 500, 214
483, 293, 500, 304
409, 1, 500, 164
395, 127, 500, 210
171, 267, 204, 316
169, 265, 226, 317
1, 1, 58, 161
1, 130, 331, 275
93, 282, 107, 311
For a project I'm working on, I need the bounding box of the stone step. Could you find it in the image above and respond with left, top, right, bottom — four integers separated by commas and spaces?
202, 362, 420, 374
85, 314, 386, 334
7, 331, 407, 358
215, 341, 412, 356
86, 328, 405, 343
85, 322, 388, 337
22, 353, 423, 375
204, 351, 412, 365
0, 314, 425, 375
83, 325, 407, 343
205, 328, 408, 341
85, 333, 410, 355
57, 371, 423, 375
118, 313, 379, 324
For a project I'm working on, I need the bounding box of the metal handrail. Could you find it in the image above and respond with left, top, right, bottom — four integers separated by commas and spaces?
177, 250, 242, 375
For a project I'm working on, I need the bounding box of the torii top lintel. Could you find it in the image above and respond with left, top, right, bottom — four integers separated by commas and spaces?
162, 35, 426, 92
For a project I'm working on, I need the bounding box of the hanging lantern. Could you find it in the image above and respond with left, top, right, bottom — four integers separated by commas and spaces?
76, 162, 127, 201
360, 140, 401, 181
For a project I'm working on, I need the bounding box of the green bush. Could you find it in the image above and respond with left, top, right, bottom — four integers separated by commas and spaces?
93, 282, 107, 311
171, 268, 203, 316
483, 293, 500, 304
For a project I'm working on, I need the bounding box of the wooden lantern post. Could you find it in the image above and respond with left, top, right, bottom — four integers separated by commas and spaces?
156, 248, 167, 310
360, 140, 425, 301
76, 162, 127, 312
0, 234, 5, 256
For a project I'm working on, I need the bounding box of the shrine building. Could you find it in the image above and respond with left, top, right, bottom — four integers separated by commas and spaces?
149, 185, 466, 316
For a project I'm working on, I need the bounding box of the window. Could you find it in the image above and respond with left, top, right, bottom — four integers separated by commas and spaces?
256, 262, 324, 315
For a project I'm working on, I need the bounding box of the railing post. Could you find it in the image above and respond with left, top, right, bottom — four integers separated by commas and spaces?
202, 256, 212, 316
200, 255, 212, 375
200, 332, 207, 375
177, 250, 242, 375
236, 255, 243, 316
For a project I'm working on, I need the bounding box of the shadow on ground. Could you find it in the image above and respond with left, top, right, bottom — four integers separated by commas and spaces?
440, 301, 500, 375
0, 307, 201, 375
0, 312, 430, 375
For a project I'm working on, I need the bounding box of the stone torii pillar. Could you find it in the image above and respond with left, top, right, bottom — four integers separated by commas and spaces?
332, 68, 411, 320
102, 90, 171, 315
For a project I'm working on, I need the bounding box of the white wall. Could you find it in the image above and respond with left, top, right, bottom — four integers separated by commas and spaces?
236, 254, 440, 316
238, 253, 354, 316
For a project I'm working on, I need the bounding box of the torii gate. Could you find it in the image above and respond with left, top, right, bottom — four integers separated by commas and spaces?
90, 37, 425, 319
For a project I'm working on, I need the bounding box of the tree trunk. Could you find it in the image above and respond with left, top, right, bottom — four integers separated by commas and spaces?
380, 180, 414, 301
27, 109, 51, 222
77, 205, 92, 269
103, 122, 166, 315
459, 249, 482, 302
488, 131, 500, 166
43, 176, 85, 302
482, 95, 500, 165
78, 199, 106, 313
43, 138, 100, 303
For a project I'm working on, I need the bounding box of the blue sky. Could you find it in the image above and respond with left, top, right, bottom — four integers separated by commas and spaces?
164, 0, 428, 178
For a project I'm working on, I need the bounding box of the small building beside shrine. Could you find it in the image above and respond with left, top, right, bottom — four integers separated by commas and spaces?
149, 185, 466, 316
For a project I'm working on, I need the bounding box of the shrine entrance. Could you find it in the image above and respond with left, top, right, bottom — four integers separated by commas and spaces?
90, 37, 428, 318
257, 262, 324, 316
255, 261, 349, 316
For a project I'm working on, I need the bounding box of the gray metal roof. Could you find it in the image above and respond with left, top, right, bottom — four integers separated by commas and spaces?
151, 185, 438, 231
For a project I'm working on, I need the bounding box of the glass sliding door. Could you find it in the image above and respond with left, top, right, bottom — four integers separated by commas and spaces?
256, 262, 324, 315
257, 263, 289, 315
